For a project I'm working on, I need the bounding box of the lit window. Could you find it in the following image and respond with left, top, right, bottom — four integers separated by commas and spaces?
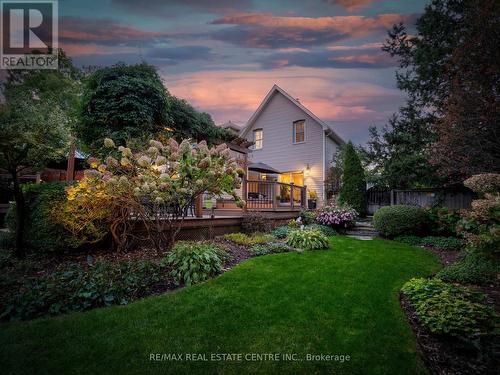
254, 129, 263, 149
293, 120, 305, 143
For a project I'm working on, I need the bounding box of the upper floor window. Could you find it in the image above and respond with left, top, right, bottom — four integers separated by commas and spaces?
254, 129, 263, 149
293, 120, 305, 143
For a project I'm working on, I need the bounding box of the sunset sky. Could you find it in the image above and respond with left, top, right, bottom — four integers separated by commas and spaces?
60, 0, 428, 143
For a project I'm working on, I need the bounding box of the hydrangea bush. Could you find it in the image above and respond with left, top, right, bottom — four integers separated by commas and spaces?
315, 204, 357, 231
55, 138, 245, 252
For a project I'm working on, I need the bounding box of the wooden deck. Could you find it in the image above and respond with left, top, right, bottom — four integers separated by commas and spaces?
179, 211, 300, 240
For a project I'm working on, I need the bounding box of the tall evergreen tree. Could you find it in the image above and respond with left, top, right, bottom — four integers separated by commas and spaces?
339, 142, 366, 216
365, 0, 499, 186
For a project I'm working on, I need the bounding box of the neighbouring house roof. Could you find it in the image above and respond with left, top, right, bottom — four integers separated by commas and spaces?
226, 137, 254, 154
240, 84, 345, 146
219, 120, 242, 134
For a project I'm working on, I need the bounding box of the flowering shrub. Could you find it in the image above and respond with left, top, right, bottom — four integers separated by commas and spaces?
315, 204, 357, 230
54, 138, 244, 252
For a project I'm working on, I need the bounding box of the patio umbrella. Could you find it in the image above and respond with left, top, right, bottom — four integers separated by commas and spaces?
248, 162, 281, 174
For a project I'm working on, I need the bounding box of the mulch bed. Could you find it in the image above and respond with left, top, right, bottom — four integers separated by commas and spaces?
400, 246, 499, 375
419, 245, 461, 267
212, 238, 253, 270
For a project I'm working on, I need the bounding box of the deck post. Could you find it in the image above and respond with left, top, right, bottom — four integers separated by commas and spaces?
195, 194, 203, 218
291, 183, 294, 210
242, 174, 248, 212
272, 181, 277, 210
66, 141, 76, 181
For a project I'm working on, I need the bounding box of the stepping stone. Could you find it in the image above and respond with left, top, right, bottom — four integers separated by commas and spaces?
347, 235, 375, 240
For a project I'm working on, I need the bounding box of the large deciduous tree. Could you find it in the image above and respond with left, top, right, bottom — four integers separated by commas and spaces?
0, 51, 80, 257
168, 96, 231, 145
77, 63, 232, 155
77, 63, 170, 154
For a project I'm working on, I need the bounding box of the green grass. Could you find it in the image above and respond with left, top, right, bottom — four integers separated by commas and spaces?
0, 237, 440, 375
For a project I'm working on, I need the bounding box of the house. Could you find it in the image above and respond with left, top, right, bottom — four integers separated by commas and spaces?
218, 121, 242, 135
239, 84, 345, 208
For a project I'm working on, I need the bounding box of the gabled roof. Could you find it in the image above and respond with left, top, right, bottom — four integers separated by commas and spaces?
240, 84, 345, 145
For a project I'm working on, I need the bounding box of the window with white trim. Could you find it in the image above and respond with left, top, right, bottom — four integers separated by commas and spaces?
254, 129, 263, 149
293, 120, 305, 143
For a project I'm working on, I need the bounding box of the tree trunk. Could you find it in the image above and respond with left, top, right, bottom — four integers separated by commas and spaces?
11, 170, 26, 258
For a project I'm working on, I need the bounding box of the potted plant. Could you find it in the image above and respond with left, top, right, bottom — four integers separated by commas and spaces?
308, 190, 317, 209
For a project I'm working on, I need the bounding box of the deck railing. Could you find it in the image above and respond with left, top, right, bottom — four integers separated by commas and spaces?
246, 180, 306, 210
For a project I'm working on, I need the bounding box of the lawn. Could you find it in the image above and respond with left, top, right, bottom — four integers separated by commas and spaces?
0, 237, 440, 375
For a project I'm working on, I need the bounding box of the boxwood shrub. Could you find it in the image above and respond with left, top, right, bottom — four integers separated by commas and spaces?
373, 205, 427, 238
286, 230, 329, 250
165, 242, 226, 286
401, 278, 498, 343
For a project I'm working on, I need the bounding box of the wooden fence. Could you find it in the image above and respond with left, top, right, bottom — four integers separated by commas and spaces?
366, 187, 474, 214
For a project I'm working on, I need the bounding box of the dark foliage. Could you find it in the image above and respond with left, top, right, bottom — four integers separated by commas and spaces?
339, 142, 366, 215
426, 207, 462, 236
394, 235, 463, 251
1, 259, 165, 321
437, 253, 499, 285
241, 212, 271, 234
6, 182, 79, 253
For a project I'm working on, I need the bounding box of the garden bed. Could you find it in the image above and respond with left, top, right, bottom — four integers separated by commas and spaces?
0, 236, 274, 322
400, 294, 498, 375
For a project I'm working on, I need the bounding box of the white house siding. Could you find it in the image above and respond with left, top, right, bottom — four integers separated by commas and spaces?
324, 136, 338, 173
243, 91, 327, 205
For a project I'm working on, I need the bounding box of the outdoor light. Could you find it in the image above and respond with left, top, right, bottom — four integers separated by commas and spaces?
304, 163, 310, 177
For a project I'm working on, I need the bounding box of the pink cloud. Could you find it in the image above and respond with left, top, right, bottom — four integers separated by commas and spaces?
326, 0, 381, 12
162, 67, 402, 124
326, 42, 382, 51
61, 17, 172, 45
210, 12, 413, 48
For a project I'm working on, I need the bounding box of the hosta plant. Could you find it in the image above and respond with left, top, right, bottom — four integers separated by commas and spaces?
286, 230, 329, 250
165, 242, 225, 286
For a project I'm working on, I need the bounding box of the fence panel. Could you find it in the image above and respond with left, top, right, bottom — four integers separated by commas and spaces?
366, 188, 473, 214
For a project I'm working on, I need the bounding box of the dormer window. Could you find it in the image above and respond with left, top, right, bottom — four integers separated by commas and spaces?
293, 120, 305, 143
254, 129, 263, 149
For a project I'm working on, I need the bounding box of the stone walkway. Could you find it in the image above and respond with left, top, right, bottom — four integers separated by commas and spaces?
346, 216, 378, 240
